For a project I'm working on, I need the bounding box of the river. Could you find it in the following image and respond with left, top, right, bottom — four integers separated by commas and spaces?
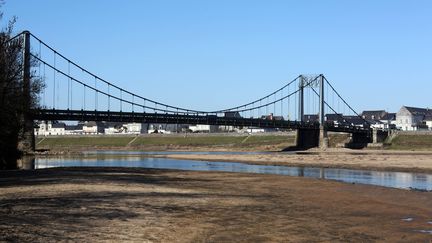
19, 150, 432, 191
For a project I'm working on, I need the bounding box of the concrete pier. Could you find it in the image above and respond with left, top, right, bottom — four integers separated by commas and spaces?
319, 126, 329, 149
295, 128, 319, 149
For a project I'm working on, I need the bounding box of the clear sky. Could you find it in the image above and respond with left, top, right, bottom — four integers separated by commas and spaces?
2, 0, 431, 113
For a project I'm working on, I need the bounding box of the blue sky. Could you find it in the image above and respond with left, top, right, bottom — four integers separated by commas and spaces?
3, 0, 431, 113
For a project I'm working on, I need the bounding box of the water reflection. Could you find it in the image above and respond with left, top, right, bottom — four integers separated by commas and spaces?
17, 156, 35, 170
34, 155, 432, 191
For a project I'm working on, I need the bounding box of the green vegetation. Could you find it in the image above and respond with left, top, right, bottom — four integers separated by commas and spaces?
387, 134, 432, 151
242, 135, 294, 145
37, 136, 133, 147
132, 136, 246, 146
36, 134, 296, 150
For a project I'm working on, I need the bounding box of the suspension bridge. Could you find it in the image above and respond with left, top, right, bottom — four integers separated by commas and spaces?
12, 31, 380, 152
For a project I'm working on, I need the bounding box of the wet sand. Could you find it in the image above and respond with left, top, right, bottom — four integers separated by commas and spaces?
153, 148, 432, 174
1, 167, 432, 242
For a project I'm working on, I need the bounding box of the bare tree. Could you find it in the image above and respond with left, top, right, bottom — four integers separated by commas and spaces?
0, 5, 44, 169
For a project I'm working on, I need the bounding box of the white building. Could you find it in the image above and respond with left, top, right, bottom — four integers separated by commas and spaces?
65, 124, 83, 135
104, 123, 127, 134
148, 124, 171, 134
242, 127, 276, 133
125, 123, 143, 134
34, 121, 66, 136
189, 124, 218, 133
34, 121, 48, 136
425, 116, 432, 131
83, 121, 104, 134
218, 125, 236, 132
396, 106, 432, 131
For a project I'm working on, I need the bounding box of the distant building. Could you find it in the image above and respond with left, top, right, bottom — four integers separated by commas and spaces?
148, 124, 182, 134
125, 123, 144, 134
342, 116, 367, 127
261, 113, 284, 121
303, 114, 318, 123
425, 115, 432, 131
188, 124, 218, 133
359, 110, 396, 130
380, 113, 396, 123
104, 122, 146, 134
83, 121, 104, 134
396, 106, 432, 131
104, 122, 127, 134
34, 121, 66, 136
218, 125, 236, 132
378, 113, 397, 130
65, 123, 83, 135
361, 110, 387, 121
325, 114, 344, 123
34, 121, 47, 136
242, 127, 276, 133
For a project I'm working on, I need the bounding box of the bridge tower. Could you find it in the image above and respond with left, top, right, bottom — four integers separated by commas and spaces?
295, 74, 328, 150
318, 74, 329, 149
17, 31, 35, 154
298, 75, 304, 122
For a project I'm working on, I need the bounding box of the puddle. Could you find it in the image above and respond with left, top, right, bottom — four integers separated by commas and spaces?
402, 217, 414, 222
415, 229, 432, 234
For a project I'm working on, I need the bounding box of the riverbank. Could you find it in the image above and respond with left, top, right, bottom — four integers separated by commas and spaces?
0, 167, 431, 242
35, 132, 432, 152
36, 133, 297, 152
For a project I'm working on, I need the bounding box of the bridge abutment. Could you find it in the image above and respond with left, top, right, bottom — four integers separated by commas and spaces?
372, 129, 388, 144
345, 132, 372, 149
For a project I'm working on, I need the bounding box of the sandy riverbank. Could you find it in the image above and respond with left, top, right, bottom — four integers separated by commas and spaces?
150, 148, 432, 174
1, 167, 432, 242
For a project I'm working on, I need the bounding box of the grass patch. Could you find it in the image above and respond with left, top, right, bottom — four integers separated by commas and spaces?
37, 136, 133, 147
36, 134, 296, 149
243, 135, 294, 145
388, 134, 432, 151
132, 136, 247, 146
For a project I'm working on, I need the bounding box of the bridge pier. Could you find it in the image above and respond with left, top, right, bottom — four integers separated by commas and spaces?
319, 126, 329, 149
295, 128, 319, 149
318, 75, 328, 149
295, 127, 328, 150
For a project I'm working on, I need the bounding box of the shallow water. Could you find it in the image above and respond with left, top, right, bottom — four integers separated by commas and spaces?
83, 150, 273, 155
34, 151, 432, 191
